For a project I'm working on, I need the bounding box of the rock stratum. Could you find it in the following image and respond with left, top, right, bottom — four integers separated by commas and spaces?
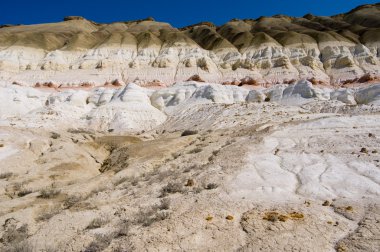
1, 3, 380, 87
1, 80, 380, 133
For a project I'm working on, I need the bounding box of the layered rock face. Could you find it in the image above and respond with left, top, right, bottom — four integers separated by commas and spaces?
1, 3, 380, 87
2, 80, 380, 133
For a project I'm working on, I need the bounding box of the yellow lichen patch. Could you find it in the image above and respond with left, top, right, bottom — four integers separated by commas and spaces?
263, 212, 279, 222
263, 211, 304, 222
225, 215, 234, 221
205, 216, 213, 221
278, 215, 289, 222
289, 212, 304, 220
336, 244, 347, 252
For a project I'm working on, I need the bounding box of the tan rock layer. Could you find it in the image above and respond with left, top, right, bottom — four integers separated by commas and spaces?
0, 3, 380, 86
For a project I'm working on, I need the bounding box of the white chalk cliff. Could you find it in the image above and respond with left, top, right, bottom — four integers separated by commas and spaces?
0, 3, 380, 87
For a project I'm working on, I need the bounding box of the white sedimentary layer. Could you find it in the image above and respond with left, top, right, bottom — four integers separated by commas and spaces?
1, 80, 380, 133
0, 42, 379, 86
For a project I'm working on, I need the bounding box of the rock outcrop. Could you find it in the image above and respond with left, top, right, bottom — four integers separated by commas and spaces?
0, 3, 380, 87
2, 81, 380, 133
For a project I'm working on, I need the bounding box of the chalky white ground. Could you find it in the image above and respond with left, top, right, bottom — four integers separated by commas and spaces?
0, 80, 379, 251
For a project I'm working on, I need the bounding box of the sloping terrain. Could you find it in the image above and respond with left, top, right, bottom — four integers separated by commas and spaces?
0, 80, 380, 251
0, 3, 380, 86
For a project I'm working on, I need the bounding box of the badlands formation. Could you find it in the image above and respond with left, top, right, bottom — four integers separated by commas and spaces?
0, 3, 380, 86
0, 3, 380, 252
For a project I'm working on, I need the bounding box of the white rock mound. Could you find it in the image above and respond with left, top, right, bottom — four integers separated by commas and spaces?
150, 82, 249, 112
330, 89, 357, 105
0, 86, 49, 119
87, 84, 166, 133
246, 89, 266, 103
354, 85, 380, 105
262, 80, 330, 105
0, 84, 166, 133
150, 83, 199, 110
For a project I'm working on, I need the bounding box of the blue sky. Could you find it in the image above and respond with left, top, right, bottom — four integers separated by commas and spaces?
1, 0, 379, 27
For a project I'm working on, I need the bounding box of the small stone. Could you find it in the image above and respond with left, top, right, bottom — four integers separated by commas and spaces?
345, 206, 353, 211
50, 132, 60, 139
185, 179, 194, 187
322, 200, 330, 206
360, 147, 368, 153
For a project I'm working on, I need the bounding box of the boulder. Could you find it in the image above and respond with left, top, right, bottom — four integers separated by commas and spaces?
330, 89, 357, 105
246, 90, 266, 103
191, 84, 249, 103
354, 84, 380, 105
150, 83, 198, 110
264, 85, 287, 102
283, 80, 316, 99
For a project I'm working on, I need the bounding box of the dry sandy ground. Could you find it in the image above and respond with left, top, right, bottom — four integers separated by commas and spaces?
0, 101, 379, 251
